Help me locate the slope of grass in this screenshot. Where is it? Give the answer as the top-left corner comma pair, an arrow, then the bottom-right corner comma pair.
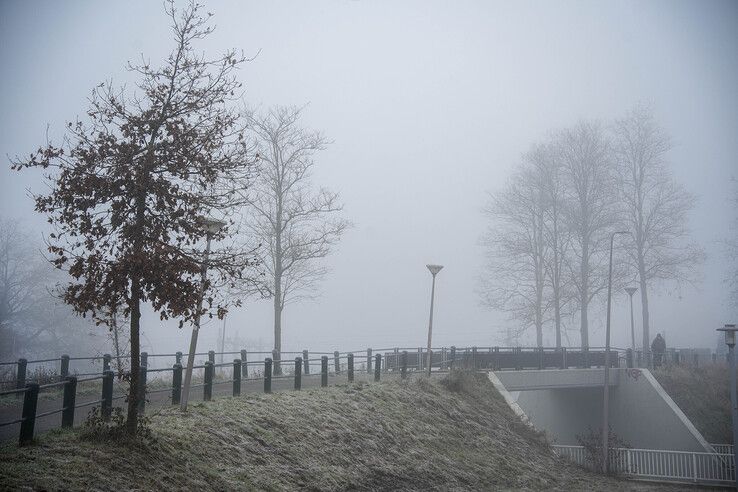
0,373 -> 679,491
653,364 -> 732,444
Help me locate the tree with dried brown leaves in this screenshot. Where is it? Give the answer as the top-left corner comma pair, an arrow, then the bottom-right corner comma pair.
11,1 -> 257,434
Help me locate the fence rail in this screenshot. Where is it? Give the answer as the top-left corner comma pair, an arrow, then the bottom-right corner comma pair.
554,445 -> 735,486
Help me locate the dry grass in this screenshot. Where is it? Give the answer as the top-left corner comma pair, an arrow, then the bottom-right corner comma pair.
653,364 -> 732,444
0,372 -> 689,491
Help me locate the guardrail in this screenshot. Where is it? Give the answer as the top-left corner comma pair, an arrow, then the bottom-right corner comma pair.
554,444 -> 735,486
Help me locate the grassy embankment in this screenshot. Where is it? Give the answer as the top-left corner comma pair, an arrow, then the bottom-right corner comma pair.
653,363 -> 733,444
1,372 -> 683,491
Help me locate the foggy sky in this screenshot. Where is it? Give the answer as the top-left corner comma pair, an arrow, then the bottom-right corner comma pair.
1,0 -> 736,357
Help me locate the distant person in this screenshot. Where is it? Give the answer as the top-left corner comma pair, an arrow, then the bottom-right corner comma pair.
651,333 -> 666,368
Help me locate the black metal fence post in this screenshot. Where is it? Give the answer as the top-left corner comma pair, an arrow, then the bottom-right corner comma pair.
303,350 -> 309,374
103,354 -> 111,373
321,356 -> 328,387
472,346 -> 478,370
561,347 -> 568,369
172,363 -> 183,405
208,350 -> 215,365
15,358 -> 27,392
203,361 -> 213,401
493,346 -> 500,371
176,351 -> 183,365
138,365 -> 147,414
101,370 -> 113,421
450,346 -> 456,371
626,349 -> 634,369
401,351 -> 408,379
241,350 -> 248,377
348,353 -> 354,382
294,357 -> 302,391
140,351 -> 148,368
374,354 -> 381,382
61,376 -> 77,428
418,347 -> 423,372
19,383 -> 39,445
233,359 -> 241,397
367,348 -> 373,373
334,351 -> 340,374
264,358 -> 272,393
272,349 -> 281,375
60,354 -> 70,378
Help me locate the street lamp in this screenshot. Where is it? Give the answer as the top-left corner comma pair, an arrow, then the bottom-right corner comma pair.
624,287 -> 638,358
426,264 -> 443,377
181,217 -> 226,412
717,323 -> 738,489
602,230 -> 629,474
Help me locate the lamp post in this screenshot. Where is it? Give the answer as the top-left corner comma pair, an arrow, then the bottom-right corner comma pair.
717,323 -> 738,489
602,230 -> 629,474
426,264 -> 443,377
624,287 -> 638,358
180,217 -> 226,412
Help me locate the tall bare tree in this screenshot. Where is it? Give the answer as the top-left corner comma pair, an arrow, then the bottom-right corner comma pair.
528,143 -> 573,348
242,106 -> 349,367
480,163 -> 549,346
12,2 -> 256,434
612,106 -> 704,353
557,121 -> 619,349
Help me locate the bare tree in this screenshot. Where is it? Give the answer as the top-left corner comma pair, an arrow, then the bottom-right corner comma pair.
13,2 -> 256,434
557,121 -> 619,349
241,106 -> 349,368
480,164 -> 549,346
527,143 -> 574,348
612,106 -> 704,353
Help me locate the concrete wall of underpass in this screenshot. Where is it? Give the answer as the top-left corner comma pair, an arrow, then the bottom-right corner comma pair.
498,368 -> 711,452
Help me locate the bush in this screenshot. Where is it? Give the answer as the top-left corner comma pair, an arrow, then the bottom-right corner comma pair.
576,426 -> 630,475
79,406 -> 155,444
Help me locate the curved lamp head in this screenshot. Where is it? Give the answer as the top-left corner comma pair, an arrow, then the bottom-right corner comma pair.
426,264 -> 443,276
718,324 -> 738,348
624,287 -> 638,296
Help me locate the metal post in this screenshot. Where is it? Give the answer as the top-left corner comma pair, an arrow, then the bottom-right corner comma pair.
60,354 -> 70,378
138,365 -> 147,414
176,351 -> 183,365
729,344 -> 738,489
103,354 -> 111,373
472,346 -> 478,370
140,351 -> 148,368
233,359 -> 241,397
61,377 -> 76,429
538,347 -> 544,370
626,349 -> 633,369
418,347 -> 423,372
367,348 -> 372,373
208,350 -> 215,365
303,350 -> 309,374
19,383 -> 39,445
374,354 -> 381,382
101,370 -> 113,421
450,346 -> 456,371
272,349 -> 281,376
241,349 -> 248,377
15,358 -> 27,392
264,358 -> 272,393
172,363 -> 183,405
334,351 -> 340,374
426,265 -> 442,376
321,356 -> 328,387
203,361 -> 213,401
401,351 -> 408,379
348,353 -> 354,382
294,357 -> 302,391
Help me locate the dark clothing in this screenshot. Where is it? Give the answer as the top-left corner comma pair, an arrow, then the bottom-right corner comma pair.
651,335 -> 666,368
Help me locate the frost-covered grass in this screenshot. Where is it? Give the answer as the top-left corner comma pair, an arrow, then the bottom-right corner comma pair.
653,364 -> 733,444
0,372 -> 681,491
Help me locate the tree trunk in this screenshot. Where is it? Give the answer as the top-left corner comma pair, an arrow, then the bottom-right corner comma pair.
639,260 -> 650,359
126,280 -> 141,435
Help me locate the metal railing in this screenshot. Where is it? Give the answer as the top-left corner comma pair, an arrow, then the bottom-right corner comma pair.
554,444 -> 735,486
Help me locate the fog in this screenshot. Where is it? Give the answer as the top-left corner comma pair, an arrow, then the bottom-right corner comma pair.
1,0 -> 736,360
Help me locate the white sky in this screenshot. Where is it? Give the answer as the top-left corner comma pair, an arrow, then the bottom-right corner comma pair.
0,0 -> 736,357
